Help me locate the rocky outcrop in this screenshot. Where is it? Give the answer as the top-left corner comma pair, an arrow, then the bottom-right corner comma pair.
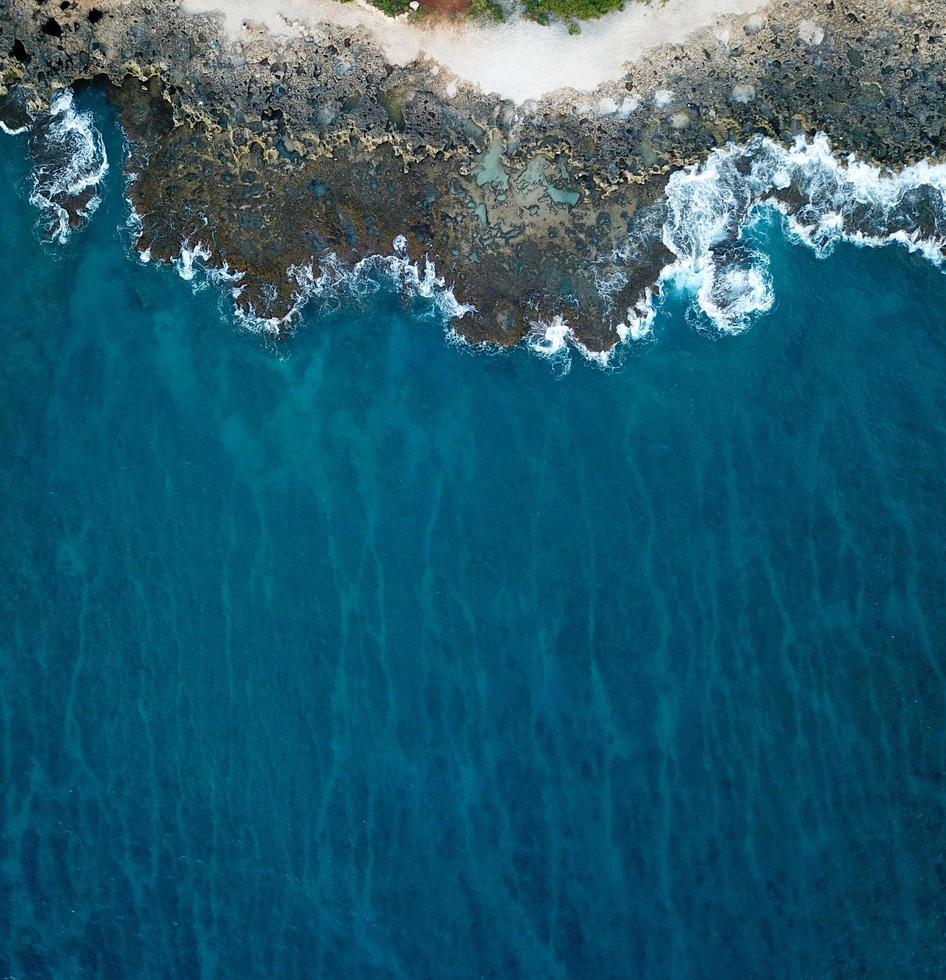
2,0 -> 946,349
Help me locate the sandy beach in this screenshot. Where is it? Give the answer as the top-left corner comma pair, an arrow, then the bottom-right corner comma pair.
181,0 -> 771,103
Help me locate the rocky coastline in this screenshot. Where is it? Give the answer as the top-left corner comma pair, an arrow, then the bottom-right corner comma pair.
2,0 -> 946,351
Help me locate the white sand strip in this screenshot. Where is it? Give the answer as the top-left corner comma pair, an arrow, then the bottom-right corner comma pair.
180,0 -> 772,103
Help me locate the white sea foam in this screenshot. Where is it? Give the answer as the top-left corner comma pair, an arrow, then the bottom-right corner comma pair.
527,315 -> 571,359
585,133 -> 946,362
123,202 -> 155,263
128,131 -> 946,370
653,133 -> 946,335
385,234 -> 475,320
616,287 -> 657,343
0,120 -> 29,136
166,232 -> 473,335
28,90 -> 108,243
526,314 -> 613,376
174,239 -> 214,281
443,325 -> 505,358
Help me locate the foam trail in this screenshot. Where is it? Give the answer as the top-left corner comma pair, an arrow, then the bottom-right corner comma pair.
165,233 -> 473,335
0,120 -> 29,136
124,203 -> 155,263
527,315 -> 613,376
138,132 -> 946,367
174,240 -> 214,282
655,133 -> 946,334
382,235 -> 476,320
617,287 -> 657,343
28,91 -> 108,243
527,315 -> 572,365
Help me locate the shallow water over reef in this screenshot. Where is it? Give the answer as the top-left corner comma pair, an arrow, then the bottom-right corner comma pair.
2,100 -> 946,978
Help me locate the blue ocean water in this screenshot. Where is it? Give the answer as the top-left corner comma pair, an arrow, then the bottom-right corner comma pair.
2,97 -> 946,979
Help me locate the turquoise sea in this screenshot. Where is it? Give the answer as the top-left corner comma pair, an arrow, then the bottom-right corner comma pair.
2,94 -> 946,978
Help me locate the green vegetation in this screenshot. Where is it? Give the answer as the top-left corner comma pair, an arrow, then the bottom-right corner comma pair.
365,0 -> 504,20
366,0 -> 414,15
469,0 -> 506,21
523,0 -> 625,23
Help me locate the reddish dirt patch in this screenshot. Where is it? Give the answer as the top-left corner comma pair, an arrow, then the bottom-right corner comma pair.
419,0 -> 472,17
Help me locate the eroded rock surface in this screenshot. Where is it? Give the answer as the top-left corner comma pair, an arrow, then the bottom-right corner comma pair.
3,0 -> 946,349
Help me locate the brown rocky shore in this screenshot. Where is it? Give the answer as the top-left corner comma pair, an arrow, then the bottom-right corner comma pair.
2,0 -> 946,350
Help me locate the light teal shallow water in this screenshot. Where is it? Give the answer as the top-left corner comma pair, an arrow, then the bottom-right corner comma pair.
2,98 -> 946,978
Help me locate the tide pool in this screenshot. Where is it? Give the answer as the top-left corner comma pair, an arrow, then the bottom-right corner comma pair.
2,100 -> 946,978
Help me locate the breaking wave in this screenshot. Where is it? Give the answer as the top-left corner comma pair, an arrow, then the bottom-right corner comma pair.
514,134 -> 946,374
117,129 -> 946,373
0,120 -> 29,136
166,233 -> 473,333
637,132 -> 946,338
526,316 -> 613,377
28,90 -> 108,243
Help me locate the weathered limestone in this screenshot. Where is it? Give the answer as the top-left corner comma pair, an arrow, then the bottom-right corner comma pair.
2,0 -> 945,349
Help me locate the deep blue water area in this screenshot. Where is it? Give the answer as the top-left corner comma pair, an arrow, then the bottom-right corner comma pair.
2,97 -> 946,978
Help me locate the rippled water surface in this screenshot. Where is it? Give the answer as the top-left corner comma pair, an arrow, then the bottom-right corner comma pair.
2,100 -> 946,978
